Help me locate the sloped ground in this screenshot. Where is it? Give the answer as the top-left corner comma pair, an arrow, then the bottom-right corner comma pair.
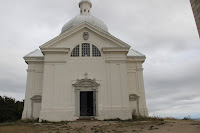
0,119 -> 199,133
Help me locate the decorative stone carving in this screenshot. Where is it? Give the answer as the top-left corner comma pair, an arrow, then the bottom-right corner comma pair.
30,95 -> 42,101
83,32 -> 89,40
84,72 -> 88,79
129,94 -> 140,101
73,77 -> 100,117
72,77 -> 100,88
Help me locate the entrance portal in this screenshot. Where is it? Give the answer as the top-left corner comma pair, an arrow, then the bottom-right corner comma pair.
80,91 -> 95,116
72,77 -> 99,117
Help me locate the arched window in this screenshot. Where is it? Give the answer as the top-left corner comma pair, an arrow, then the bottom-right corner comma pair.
71,45 -> 79,57
71,44 -> 101,57
92,45 -> 101,57
82,43 -> 90,57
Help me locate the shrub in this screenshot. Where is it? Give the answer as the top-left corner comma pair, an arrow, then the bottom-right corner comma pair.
132,114 -> 164,122
0,96 -> 24,123
182,115 -> 191,120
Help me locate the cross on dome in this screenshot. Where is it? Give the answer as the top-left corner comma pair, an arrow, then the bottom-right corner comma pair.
84,72 -> 88,79
79,0 -> 92,15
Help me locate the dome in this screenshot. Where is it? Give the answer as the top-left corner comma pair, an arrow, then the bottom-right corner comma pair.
61,0 -> 108,33
61,15 -> 108,33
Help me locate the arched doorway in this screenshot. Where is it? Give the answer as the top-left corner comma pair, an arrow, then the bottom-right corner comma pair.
73,76 -> 100,117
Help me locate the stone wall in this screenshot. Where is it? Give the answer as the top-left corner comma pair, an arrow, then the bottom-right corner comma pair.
190,0 -> 200,37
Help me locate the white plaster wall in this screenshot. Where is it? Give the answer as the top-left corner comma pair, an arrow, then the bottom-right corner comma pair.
98,61 -> 132,120
129,101 -> 138,114
22,63 -> 44,119
39,30 -> 132,121
40,57 -> 132,121
33,102 -> 41,119
127,61 -> 148,116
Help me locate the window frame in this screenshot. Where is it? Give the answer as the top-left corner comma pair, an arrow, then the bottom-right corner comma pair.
92,45 -> 101,57
70,43 -> 101,58
71,44 -> 80,57
81,43 -> 90,57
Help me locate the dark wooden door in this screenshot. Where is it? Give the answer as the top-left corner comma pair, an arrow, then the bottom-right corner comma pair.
80,91 -> 94,116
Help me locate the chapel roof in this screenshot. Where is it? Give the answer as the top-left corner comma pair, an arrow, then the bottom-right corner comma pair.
24,49 -> 44,58
61,0 -> 108,33
127,49 -> 145,57
24,1 -> 145,60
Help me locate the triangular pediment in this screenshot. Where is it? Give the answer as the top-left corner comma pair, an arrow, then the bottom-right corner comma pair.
40,22 -> 130,49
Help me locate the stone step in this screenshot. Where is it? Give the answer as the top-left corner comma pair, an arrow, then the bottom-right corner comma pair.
78,117 -> 96,121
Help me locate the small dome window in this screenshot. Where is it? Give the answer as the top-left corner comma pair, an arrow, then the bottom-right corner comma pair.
92,45 -> 101,57
71,45 -> 80,57
84,9 -> 86,12
82,43 -> 90,57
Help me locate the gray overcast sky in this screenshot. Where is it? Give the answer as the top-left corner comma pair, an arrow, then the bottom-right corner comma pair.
0,0 -> 200,119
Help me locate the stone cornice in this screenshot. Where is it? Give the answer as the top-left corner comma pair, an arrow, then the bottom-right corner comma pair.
40,48 -> 70,54
26,69 -> 44,73
127,56 -> 146,63
26,69 -> 35,72
44,61 -> 67,64
105,60 -> 127,63
24,57 -> 44,64
40,23 -> 131,49
102,47 -> 129,53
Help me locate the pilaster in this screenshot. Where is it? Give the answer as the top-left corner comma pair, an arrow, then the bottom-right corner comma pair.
22,64 -> 36,119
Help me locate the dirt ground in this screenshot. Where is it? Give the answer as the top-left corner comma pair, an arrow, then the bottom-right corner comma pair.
0,119 -> 200,133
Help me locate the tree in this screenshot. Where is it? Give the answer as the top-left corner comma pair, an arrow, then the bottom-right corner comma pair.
0,96 -> 24,123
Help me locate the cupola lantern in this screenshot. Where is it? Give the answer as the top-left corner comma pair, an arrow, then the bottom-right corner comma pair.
79,0 -> 92,15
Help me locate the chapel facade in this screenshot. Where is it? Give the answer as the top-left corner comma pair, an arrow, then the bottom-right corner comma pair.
22,0 -> 148,121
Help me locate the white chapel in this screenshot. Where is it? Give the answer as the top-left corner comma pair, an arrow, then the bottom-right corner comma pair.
22,0 -> 148,121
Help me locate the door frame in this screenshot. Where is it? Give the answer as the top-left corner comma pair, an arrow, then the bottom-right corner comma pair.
80,91 -> 96,116
73,77 -> 99,117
